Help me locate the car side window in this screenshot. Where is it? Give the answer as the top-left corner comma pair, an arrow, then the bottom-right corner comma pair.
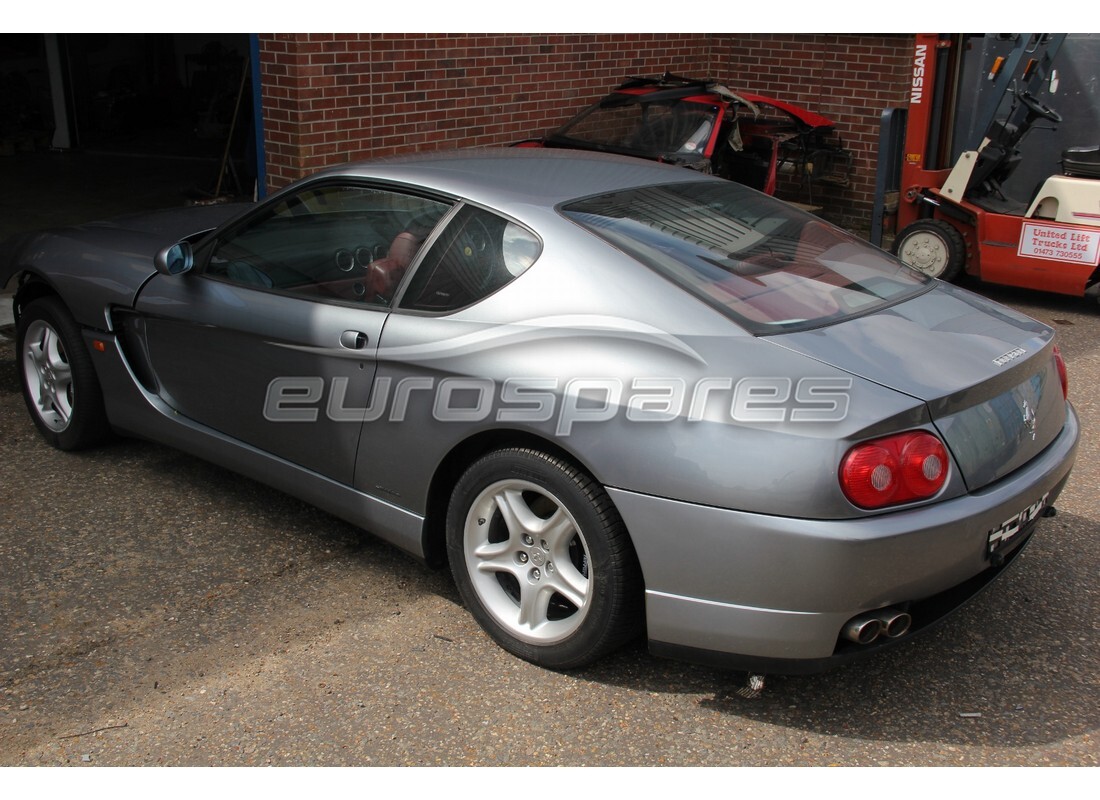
204,184 -> 450,306
399,205 -> 541,313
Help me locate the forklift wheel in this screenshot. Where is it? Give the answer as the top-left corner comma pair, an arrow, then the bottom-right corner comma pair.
893,220 -> 966,282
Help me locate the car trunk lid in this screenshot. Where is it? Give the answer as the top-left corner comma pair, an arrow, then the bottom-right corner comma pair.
769,283 -> 1066,492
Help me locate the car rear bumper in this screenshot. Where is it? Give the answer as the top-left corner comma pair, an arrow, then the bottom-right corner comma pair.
607,404 -> 1079,673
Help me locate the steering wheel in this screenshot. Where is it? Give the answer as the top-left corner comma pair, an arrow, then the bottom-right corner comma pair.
1017,88 -> 1062,123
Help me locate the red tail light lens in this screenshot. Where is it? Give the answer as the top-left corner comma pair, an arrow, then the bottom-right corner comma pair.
840,431 -> 950,509
1053,345 -> 1068,400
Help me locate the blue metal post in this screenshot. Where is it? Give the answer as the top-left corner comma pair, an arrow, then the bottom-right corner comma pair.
250,34 -> 267,200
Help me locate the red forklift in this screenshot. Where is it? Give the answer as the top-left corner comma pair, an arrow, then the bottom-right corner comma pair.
889,34 -> 1100,299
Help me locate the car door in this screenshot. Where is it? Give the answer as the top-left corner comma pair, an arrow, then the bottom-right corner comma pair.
134,182 -> 451,485
350,203 -> 544,505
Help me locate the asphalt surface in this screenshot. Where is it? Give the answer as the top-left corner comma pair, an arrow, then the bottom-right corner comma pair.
0,280 -> 1097,769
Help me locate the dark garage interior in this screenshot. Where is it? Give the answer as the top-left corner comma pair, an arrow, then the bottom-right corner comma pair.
0,33 -> 256,240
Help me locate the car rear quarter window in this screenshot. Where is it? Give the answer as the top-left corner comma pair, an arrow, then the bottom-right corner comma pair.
562,181 -> 930,334
399,205 -> 541,313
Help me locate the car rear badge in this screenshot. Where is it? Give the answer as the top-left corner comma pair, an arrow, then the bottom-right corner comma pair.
993,347 -> 1026,367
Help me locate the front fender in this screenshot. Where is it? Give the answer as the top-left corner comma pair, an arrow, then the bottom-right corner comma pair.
1,203 -> 249,330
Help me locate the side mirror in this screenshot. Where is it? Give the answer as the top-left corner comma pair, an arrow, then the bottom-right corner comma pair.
154,241 -> 194,276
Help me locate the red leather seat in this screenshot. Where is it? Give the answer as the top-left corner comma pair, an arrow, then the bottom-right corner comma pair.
367,230 -> 423,301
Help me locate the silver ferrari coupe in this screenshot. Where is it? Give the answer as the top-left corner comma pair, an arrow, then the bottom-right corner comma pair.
3,149 -> 1078,674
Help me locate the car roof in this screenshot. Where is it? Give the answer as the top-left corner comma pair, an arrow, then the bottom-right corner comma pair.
308,148 -> 718,211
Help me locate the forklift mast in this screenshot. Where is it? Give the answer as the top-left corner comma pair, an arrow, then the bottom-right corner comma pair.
896,34 -> 1066,233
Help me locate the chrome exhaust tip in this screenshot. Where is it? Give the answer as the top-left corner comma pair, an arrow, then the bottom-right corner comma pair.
874,609 -> 912,638
842,615 -> 882,645
842,607 -> 911,645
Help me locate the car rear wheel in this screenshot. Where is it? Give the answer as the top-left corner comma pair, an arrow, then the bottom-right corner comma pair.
446,448 -> 642,669
894,219 -> 966,281
17,296 -> 110,450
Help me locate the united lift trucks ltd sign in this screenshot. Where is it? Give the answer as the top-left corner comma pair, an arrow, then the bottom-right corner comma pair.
1018,222 -> 1100,265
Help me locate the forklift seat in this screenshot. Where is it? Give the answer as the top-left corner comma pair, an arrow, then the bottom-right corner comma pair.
1062,146 -> 1100,179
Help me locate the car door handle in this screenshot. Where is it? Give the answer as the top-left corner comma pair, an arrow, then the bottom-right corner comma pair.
340,330 -> 369,349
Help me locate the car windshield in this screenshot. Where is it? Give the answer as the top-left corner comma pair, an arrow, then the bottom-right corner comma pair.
562,181 -> 931,334
548,94 -> 719,157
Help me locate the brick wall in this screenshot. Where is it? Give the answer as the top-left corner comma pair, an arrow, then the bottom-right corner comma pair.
258,34 -> 710,189
711,34 -> 915,231
258,33 -> 915,231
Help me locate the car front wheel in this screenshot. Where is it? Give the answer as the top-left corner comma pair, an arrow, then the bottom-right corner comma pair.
17,296 -> 110,450
446,448 -> 642,669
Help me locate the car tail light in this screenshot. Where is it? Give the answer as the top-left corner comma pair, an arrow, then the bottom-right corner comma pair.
1053,345 -> 1068,400
840,431 -> 949,509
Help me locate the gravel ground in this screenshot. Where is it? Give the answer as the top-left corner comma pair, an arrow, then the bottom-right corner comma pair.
0,282 -> 1097,772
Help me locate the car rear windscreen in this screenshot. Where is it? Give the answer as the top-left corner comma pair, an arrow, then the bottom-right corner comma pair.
562,181 -> 931,334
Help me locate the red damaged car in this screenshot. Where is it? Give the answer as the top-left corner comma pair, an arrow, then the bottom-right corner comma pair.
517,73 -> 851,196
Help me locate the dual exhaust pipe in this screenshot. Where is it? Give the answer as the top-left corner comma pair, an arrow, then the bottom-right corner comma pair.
842,607 -> 912,645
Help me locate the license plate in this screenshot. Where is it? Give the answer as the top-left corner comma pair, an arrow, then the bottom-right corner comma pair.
987,492 -> 1049,556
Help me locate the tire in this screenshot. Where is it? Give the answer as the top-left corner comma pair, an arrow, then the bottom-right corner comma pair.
16,296 -> 110,450
894,219 -> 966,281
446,448 -> 643,669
